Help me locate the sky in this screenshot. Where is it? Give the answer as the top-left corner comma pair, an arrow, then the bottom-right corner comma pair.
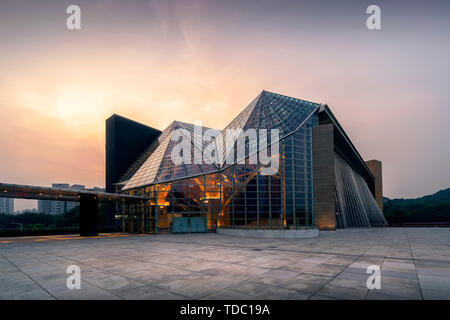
0,0 -> 449,211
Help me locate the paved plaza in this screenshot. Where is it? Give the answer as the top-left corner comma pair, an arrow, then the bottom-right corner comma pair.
1,228 -> 450,300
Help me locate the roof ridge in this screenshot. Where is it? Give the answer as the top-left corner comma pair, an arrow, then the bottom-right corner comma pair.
261,90 -> 320,105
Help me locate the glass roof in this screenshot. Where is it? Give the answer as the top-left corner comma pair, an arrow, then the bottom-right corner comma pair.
219,91 -> 320,165
122,91 -> 320,190
123,121 -> 219,190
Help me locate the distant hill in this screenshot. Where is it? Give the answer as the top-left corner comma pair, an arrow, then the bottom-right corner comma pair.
420,188 -> 450,202
383,188 -> 450,225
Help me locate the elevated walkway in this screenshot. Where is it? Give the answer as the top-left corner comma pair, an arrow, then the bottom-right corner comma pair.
0,182 -> 150,236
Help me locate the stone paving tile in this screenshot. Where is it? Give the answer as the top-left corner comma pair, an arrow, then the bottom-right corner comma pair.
277,273 -> 332,294
0,262 -> 20,272
355,256 -> 385,266
126,267 -> 194,285
201,288 -> 253,300
1,228 -> 450,300
203,264 -> 268,281
343,266 -> 368,274
309,294 -> 338,300
415,260 -> 450,277
417,274 -> 450,293
249,269 -> 299,286
300,254 -> 331,265
0,278 -> 49,298
366,290 -> 413,300
327,277 -> 368,291
381,276 -> 420,289
372,283 -> 422,299
302,263 -> 346,277
156,279 -> 222,299
183,273 -> 244,290
0,283 -> 55,300
382,261 -> 416,273
215,281 -> 269,298
381,270 -> 418,280
335,271 -> 368,281
278,262 -> 318,273
84,274 -> 145,292
253,286 -> 310,300
46,282 -> 122,300
115,285 -> 186,300
212,281 -> 310,300
323,256 -> 356,266
421,289 -> 450,300
315,284 -> 368,300
181,261 -> 225,272
348,262 -> 375,270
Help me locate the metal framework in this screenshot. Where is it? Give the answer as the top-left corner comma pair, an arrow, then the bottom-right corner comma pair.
0,182 -> 151,236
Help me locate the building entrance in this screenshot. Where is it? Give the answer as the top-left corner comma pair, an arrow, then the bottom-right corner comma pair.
172,216 -> 207,233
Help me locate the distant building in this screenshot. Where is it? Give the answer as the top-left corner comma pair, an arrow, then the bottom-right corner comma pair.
37,199 -> 52,214
90,187 -> 105,192
0,198 -> 14,214
66,184 -> 85,212
38,183 -> 106,214
38,183 -> 69,214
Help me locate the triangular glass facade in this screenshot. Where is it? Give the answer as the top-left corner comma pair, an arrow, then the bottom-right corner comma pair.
219,90 -> 320,166
117,90 -> 386,231
123,121 -> 219,190
123,91 -> 319,190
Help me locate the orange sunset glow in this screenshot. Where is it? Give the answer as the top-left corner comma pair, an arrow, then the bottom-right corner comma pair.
1,0 -> 449,211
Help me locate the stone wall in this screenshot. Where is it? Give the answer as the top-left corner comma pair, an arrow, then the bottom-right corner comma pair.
312,124 -> 336,230
365,160 -> 383,212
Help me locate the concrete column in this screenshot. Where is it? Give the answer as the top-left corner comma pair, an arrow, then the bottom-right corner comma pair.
365,160 -> 383,212
154,204 -> 159,234
79,195 -> 99,236
140,214 -> 145,233
312,124 -> 336,230
128,216 -> 134,233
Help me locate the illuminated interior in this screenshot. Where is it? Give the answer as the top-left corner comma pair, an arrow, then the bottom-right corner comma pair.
115,91 -> 386,233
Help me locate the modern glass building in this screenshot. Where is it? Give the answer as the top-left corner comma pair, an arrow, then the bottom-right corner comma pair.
106,91 -> 387,233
